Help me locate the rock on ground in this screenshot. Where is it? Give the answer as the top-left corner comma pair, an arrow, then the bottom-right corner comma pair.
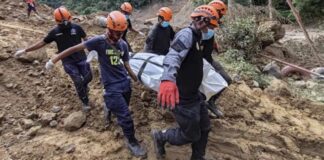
63,111 -> 86,131
26,126 -> 41,137
39,112 -> 56,126
20,118 -> 35,130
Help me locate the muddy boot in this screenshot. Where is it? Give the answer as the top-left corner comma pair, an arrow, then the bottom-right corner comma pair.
206,101 -> 224,118
125,138 -> 147,158
151,129 -> 166,159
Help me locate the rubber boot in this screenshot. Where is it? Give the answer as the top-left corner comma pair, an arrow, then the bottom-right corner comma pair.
206,101 -> 224,118
151,129 -> 167,159
125,138 -> 147,158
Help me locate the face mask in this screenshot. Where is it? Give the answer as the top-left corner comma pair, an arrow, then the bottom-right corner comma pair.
125,15 -> 130,20
161,21 -> 170,28
202,29 -> 214,40
58,21 -> 71,30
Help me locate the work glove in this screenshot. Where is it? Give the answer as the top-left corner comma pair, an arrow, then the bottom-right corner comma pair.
14,49 -> 26,58
45,59 -> 55,71
158,81 -> 179,110
139,31 -> 145,37
86,50 -> 98,63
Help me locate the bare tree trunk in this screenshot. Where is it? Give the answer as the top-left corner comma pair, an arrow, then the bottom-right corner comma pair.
228,0 -> 234,20
268,0 -> 273,20
286,0 -> 322,65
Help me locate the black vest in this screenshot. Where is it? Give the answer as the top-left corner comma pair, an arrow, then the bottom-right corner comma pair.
176,27 -> 203,103
202,36 -> 214,64
153,25 -> 173,55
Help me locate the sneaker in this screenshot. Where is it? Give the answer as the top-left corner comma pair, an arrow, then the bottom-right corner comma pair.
82,104 -> 91,113
206,101 -> 224,118
151,129 -> 166,159
125,138 -> 147,157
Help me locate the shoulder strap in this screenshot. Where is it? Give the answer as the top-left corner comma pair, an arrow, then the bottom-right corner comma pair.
187,26 -> 202,51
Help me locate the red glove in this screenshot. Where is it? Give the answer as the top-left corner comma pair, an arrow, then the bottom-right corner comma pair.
158,81 -> 179,110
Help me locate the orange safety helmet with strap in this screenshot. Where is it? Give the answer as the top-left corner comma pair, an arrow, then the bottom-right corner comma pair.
157,7 -> 173,21
120,2 -> 133,14
54,7 -> 72,23
191,5 -> 219,27
106,11 -> 128,31
209,0 -> 227,16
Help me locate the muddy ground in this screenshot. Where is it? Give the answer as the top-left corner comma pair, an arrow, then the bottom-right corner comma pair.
1,0 -> 324,160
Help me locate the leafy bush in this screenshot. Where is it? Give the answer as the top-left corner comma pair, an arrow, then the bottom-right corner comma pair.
214,16 -> 272,87
217,17 -> 273,60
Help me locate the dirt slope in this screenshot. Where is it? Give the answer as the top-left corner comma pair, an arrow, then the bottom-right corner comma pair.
1,0 -> 324,160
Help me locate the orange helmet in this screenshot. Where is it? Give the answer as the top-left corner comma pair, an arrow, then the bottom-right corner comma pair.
107,11 -> 128,31
120,2 -> 133,14
191,5 -> 219,27
157,7 -> 173,21
209,0 -> 227,16
54,7 -> 72,23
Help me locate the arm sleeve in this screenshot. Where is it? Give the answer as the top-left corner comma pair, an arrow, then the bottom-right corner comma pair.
121,41 -> 129,62
170,26 -> 175,40
161,28 -> 193,82
83,36 -> 100,52
78,25 -> 87,38
43,30 -> 55,44
144,26 -> 157,52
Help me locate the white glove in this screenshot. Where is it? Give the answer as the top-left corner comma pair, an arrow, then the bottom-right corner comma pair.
45,59 -> 55,71
86,50 -> 98,63
14,49 -> 26,58
139,31 -> 145,36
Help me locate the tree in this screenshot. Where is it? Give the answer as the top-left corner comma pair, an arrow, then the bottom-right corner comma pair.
268,0 -> 273,20
286,0 -> 322,65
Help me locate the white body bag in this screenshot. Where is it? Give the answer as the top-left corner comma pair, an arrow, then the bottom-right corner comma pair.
129,53 -> 228,100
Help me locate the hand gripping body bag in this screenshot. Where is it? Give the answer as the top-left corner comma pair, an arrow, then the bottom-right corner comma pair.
129,53 -> 228,100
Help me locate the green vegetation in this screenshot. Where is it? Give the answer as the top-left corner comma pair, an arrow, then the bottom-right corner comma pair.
38,0 -> 154,14
215,16 -> 273,88
191,0 -> 324,23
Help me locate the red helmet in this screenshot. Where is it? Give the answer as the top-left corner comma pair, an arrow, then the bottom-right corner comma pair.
107,11 -> 128,31
54,7 -> 72,23
191,5 -> 219,27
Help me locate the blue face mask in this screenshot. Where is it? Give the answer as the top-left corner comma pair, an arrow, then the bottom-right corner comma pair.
202,29 -> 215,40
161,21 -> 170,28
125,15 -> 130,20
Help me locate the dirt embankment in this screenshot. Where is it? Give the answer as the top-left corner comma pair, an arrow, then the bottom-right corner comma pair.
1,0 -> 324,160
